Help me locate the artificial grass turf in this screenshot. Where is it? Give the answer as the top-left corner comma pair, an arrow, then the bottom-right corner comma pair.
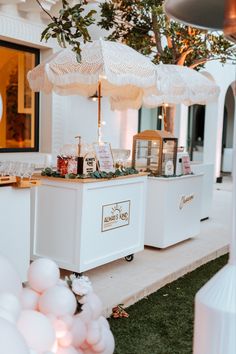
109,254 -> 229,354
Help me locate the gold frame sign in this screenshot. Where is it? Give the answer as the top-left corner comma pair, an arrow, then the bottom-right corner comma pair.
93,142 -> 115,173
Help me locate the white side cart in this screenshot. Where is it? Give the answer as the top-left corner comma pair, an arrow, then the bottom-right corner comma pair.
145,174 -> 203,248
0,186 -> 30,281
31,174 -> 147,272
190,163 -> 214,220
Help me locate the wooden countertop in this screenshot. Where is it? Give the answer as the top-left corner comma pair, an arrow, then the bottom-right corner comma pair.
34,172 -> 148,184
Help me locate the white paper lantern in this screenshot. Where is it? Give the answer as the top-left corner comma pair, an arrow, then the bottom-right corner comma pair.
17,310 -> 55,352
28,258 -> 60,293
39,285 -> 77,317
193,264 -> 236,354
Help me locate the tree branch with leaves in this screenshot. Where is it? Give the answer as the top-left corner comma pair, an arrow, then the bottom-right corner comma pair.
98,0 -> 236,69
37,0 -> 96,61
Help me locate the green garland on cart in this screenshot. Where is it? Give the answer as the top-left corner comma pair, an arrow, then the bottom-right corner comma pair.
41,167 -> 139,180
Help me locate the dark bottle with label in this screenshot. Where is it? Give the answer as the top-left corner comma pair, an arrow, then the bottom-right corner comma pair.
77,156 -> 84,174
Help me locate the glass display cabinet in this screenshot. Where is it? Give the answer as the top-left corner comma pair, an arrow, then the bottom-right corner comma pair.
132,130 -> 178,176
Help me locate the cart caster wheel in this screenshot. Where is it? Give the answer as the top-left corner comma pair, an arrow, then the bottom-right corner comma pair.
73,272 -> 83,277
125,254 -> 134,262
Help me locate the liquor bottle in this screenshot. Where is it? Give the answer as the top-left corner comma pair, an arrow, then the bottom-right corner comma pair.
75,135 -> 84,175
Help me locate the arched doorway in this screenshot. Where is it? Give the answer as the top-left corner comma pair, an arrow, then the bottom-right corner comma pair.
187,104 -> 206,161
221,83 -> 236,175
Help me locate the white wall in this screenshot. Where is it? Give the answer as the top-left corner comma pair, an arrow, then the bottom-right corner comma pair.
63,95 -> 121,147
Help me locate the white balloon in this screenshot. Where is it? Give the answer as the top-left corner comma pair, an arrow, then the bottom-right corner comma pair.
0,317 -> 30,354
97,317 -> 110,330
28,258 -> 60,293
0,292 -> 21,320
21,288 -> 39,310
54,319 -> 68,338
57,346 -> 79,354
0,255 -> 22,297
86,321 -> 101,346
92,336 -> 106,353
61,314 -> 74,329
78,303 -> 93,324
71,316 -> 87,348
99,328 -> 115,354
39,285 -> 77,317
84,293 -> 103,320
17,310 -> 55,352
0,308 -> 16,324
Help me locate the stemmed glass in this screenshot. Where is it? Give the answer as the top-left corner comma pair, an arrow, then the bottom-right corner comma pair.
26,163 -> 36,180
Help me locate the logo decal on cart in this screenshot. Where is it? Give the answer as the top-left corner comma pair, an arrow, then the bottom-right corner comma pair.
179,194 -> 194,210
102,200 -> 130,232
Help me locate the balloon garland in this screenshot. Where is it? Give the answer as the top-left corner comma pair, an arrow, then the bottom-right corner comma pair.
0,255 -> 115,354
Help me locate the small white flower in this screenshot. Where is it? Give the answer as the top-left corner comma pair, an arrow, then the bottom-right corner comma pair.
72,276 -> 93,296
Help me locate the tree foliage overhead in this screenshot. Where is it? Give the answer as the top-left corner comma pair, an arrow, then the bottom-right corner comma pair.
98,0 -> 236,69
37,0 -> 96,61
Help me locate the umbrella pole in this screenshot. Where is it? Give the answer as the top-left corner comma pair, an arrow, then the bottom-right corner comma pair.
98,81 -> 102,143
163,105 -> 167,131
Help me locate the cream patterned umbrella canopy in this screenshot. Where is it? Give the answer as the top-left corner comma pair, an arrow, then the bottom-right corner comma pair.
143,64 -> 220,108
27,39 -> 158,111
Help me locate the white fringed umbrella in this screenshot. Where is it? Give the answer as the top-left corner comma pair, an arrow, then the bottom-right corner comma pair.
143,64 -> 219,107
143,64 -> 219,132
27,39 -> 158,141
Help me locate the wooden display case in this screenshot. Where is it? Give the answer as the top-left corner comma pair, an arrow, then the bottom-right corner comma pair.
132,130 -> 178,176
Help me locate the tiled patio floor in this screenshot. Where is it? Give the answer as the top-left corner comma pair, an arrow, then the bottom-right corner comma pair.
62,177 -> 232,317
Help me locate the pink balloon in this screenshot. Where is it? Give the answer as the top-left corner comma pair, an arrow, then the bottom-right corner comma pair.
28,258 -> 60,293
17,310 -> 55,352
39,285 -> 77,317
21,288 -> 39,310
71,316 -> 87,348
54,319 -> 68,338
0,255 -> 22,297
0,317 -> 30,354
58,331 -> 73,347
83,349 -> 96,354
80,340 -> 91,350
76,349 -> 84,354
